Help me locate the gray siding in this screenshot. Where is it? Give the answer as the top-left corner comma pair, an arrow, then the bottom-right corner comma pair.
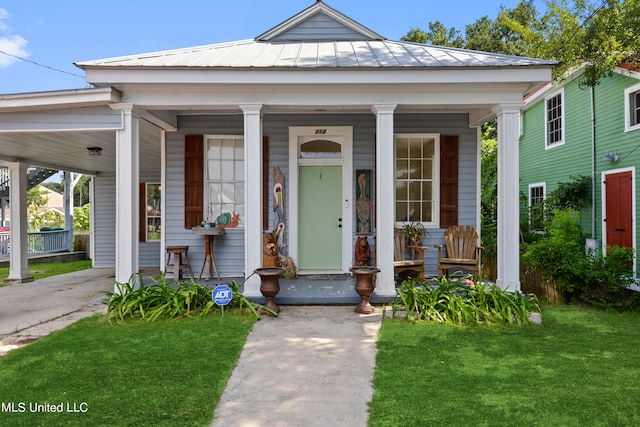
168,112 -> 477,277
92,171 -> 162,269
271,14 -> 369,41
93,173 -> 115,267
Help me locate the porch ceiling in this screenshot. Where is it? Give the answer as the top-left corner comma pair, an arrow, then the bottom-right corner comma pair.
0,119 -> 161,176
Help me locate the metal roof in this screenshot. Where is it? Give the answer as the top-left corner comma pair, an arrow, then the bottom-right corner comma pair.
77,1 -> 556,71
76,39 -> 556,70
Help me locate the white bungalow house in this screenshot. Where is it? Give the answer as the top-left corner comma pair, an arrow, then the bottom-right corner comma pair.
0,1 -> 555,298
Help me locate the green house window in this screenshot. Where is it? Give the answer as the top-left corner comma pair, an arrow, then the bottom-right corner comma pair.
146,183 -> 161,241
545,91 -> 564,147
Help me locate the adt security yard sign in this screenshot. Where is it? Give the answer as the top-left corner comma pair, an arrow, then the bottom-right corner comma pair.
212,284 -> 232,315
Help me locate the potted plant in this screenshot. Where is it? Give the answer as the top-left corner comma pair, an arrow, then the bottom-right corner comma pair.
403,222 -> 427,258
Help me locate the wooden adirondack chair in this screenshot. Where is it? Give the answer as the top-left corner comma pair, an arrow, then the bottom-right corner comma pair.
393,228 -> 428,280
435,225 -> 483,279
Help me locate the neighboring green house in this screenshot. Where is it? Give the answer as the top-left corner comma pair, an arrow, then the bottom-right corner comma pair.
520,65 -> 640,280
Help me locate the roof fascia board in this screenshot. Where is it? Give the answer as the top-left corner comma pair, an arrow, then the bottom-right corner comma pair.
256,1 -> 384,41
0,87 -> 121,112
525,65 -> 640,109
84,67 -> 553,86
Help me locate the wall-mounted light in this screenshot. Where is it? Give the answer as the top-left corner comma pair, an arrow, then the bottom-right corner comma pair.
601,151 -> 619,162
87,146 -> 103,156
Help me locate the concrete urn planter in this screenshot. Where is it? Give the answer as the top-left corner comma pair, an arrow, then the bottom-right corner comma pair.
254,267 -> 284,313
350,266 -> 380,314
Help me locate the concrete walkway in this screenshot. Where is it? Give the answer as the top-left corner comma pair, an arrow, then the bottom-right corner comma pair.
211,306 -> 382,427
0,269 -> 384,426
0,268 -> 114,354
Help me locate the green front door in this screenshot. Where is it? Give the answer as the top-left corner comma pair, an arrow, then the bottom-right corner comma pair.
298,165 -> 342,270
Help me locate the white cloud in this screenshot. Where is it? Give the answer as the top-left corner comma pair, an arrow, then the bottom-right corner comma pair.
0,8 -> 9,32
0,35 -> 29,68
0,8 -> 31,69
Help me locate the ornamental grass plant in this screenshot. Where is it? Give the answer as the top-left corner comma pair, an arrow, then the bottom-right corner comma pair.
106,273 -> 275,323
394,276 -> 540,325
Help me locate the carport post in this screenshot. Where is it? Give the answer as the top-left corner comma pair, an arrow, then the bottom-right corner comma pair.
5,162 -> 33,284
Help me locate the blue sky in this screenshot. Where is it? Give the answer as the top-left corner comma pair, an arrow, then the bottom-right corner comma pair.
0,0 -> 545,94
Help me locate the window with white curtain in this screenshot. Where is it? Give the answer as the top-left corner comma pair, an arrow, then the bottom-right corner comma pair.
204,135 -> 244,227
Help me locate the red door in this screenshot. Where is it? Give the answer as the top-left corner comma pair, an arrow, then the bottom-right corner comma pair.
605,171 -> 633,248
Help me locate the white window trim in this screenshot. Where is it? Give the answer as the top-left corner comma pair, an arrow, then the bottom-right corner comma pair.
528,182 -> 546,231
145,182 -> 161,241
624,82 -> 640,133
544,88 -> 565,150
393,133 -> 440,229
204,134 -> 245,228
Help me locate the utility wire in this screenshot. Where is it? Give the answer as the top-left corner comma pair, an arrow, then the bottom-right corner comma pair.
0,49 -> 85,79
551,1 -> 608,57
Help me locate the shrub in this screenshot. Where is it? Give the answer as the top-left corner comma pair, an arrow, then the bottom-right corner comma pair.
394,276 -> 540,325
105,273 -> 275,323
521,209 -> 586,294
522,208 -> 639,311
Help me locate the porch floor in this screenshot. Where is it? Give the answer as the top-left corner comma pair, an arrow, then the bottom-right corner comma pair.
159,272 -> 398,305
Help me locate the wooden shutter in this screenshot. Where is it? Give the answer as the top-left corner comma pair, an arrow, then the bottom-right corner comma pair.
184,135 -> 204,229
440,135 -> 458,228
139,182 -> 147,242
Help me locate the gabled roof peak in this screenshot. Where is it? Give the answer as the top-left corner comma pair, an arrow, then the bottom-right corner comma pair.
256,1 -> 384,42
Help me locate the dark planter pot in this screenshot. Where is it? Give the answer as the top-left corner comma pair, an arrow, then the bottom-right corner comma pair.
254,267 -> 284,313
350,267 -> 380,314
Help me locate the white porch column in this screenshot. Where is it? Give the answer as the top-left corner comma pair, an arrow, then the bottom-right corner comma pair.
5,162 -> 32,284
372,104 -> 397,298
64,171 -> 74,252
114,104 -> 140,287
240,104 -> 263,296
494,103 -> 522,291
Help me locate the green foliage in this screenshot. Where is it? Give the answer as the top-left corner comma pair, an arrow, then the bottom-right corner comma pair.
73,203 -> 91,231
522,209 -> 586,292
480,132 -> 498,262
522,209 -> 638,310
106,273 -> 276,323
402,0 -> 640,85
547,174 -> 592,211
402,22 -> 464,47
394,276 -> 540,325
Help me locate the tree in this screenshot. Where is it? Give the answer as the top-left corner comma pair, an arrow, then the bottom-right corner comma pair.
402,22 -> 464,47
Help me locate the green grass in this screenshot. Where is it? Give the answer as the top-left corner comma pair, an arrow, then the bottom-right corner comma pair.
0,313 -> 254,427
0,260 -> 92,284
369,304 -> 640,426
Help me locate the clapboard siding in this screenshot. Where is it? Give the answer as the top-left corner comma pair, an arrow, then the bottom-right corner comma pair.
93,170 -> 161,268
93,173 -> 116,267
167,112 -> 477,277
395,113 -> 478,273
271,14 -> 369,41
521,71 -> 640,253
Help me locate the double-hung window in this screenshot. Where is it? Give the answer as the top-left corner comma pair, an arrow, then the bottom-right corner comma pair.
395,134 -> 439,226
204,135 -> 244,227
528,182 -> 546,231
145,183 -> 161,241
625,83 -> 640,132
545,89 -> 564,148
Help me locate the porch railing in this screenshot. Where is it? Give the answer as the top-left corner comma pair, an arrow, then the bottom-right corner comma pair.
0,230 -> 70,256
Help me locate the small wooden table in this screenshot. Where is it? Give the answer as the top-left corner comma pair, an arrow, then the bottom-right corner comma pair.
191,226 -> 225,280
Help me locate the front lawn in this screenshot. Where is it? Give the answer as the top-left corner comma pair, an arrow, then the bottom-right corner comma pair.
0,260 -> 92,285
369,305 -> 640,426
0,313 -> 254,427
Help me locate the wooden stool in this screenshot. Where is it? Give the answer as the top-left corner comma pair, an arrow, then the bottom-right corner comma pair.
165,246 -> 194,280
